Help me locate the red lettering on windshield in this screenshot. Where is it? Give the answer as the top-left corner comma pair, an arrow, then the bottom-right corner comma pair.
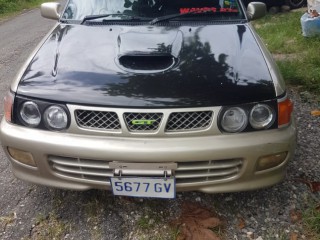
180,8 -> 190,13
179,7 -> 238,14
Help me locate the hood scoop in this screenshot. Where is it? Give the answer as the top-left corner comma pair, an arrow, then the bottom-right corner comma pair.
119,55 -> 175,71
117,29 -> 183,73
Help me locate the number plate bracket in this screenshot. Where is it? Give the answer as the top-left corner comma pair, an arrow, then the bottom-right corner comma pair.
109,162 -> 177,179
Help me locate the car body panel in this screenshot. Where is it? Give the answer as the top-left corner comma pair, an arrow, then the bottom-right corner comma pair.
0,118 -> 296,193
17,24 -> 277,108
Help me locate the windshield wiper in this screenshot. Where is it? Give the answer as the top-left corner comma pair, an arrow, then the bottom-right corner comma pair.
81,13 -> 149,24
149,10 -> 216,25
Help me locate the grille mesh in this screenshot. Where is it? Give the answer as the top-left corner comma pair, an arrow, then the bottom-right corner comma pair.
75,110 -> 121,130
166,111 -> 213,132
124,112 -> 163,132
75,109 -> 214,133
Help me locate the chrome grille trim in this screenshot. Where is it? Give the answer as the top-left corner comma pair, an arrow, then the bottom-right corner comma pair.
166,111 -> 213,132
48,156 -> 243,185
123,112 -> 163,132
75,110 -> 121,131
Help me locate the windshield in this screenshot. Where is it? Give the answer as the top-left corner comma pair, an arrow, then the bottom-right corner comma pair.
62,0 -> 244,22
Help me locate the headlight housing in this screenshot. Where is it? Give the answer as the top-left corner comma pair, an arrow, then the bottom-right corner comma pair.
219,100 -> 278,133
20,101 -> 41,127
44,106 -> 68,130
13,96 -> 70,131
249,104 -> 275,130
221,107 -> 248,133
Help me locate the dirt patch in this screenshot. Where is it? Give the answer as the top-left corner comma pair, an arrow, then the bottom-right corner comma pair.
273,53 -> 300,61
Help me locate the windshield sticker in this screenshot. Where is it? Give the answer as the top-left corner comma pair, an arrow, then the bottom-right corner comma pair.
180,7 -> 238,14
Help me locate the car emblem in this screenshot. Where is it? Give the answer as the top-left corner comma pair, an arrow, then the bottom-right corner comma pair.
131,120 -> 156,126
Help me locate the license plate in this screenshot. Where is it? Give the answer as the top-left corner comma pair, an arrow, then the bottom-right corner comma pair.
110,177 -> 176,199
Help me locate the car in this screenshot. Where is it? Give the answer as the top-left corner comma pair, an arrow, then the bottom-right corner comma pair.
285,0 -> 307,9
242,0 -> 306,9
0,0 -> 296,199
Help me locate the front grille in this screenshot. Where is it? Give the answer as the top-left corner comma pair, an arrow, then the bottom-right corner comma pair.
49,156 -> 243,185
75,110 -> 121,130
124,112 -> 163,132
73,107 -> 215,134
166,111 -> 213,132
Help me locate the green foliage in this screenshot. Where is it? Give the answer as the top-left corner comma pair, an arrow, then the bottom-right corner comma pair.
253,10 -> 320,94
0,0 -> 46,15
303,205 -> 320,239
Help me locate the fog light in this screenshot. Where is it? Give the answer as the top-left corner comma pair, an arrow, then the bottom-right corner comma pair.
7,147 -> 36,167
256,152 -> 287,172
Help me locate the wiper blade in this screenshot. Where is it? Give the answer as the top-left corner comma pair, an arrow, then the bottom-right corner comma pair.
149,10 -> 215,25
81,14 -> 149,24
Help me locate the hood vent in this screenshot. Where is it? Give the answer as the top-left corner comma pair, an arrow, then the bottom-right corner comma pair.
118,55 -> 175,71
117,29 -> 183,73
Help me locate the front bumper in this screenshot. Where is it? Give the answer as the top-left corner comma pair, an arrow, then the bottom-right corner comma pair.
0,119 -> 296,193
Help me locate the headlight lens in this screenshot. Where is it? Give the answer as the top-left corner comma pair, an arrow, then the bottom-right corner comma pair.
250,104 -> 275,129
20,101 -> 41,127
43,105 -> 68,130
221,107 -> 248,133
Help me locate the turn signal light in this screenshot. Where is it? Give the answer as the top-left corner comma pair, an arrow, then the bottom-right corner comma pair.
7,147 -> 36,167
4,92 -> 14,122
278,98 -> 293,127
256,152 -> 288,172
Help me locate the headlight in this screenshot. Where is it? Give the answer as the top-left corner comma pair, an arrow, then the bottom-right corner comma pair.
250,104 -> 275,129
221,107 -> 248,133
43,105 -> 68,130
20,101 -> 41,127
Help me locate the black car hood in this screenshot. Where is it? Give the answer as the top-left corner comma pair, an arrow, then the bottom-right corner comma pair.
17,24 -> 276,108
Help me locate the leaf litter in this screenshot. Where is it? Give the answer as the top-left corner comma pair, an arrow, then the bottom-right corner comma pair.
172,202 -> 223,240
294,178 -> 320,193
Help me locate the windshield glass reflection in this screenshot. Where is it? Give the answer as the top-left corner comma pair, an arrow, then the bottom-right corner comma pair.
62,0 -> 243,21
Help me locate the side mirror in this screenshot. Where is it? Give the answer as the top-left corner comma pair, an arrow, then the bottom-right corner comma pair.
41,2 -> 61,20
247,2 -> 267,21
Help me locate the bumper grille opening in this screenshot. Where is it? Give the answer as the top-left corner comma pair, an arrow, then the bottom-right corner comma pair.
75,110 -> 121,130
175,159 -> 243,184
48,156 -> 243,185
48,156 -> 114,182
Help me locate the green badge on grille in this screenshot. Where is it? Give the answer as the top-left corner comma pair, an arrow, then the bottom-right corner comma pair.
131,120 -> 156,125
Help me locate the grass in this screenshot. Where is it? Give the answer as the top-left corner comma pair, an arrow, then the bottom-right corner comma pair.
29,212 -> 70,240
302,204 -> 320,240
253,9 -> 320,95
0,0 -> 47,19
0,212 -> 16,229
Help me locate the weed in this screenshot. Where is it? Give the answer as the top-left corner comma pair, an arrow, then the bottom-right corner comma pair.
0,212 -> 16,230
30,212 -> 69,240
138,216 -> 151,229
302,204 -> 320,239
211,225 -> 225,239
